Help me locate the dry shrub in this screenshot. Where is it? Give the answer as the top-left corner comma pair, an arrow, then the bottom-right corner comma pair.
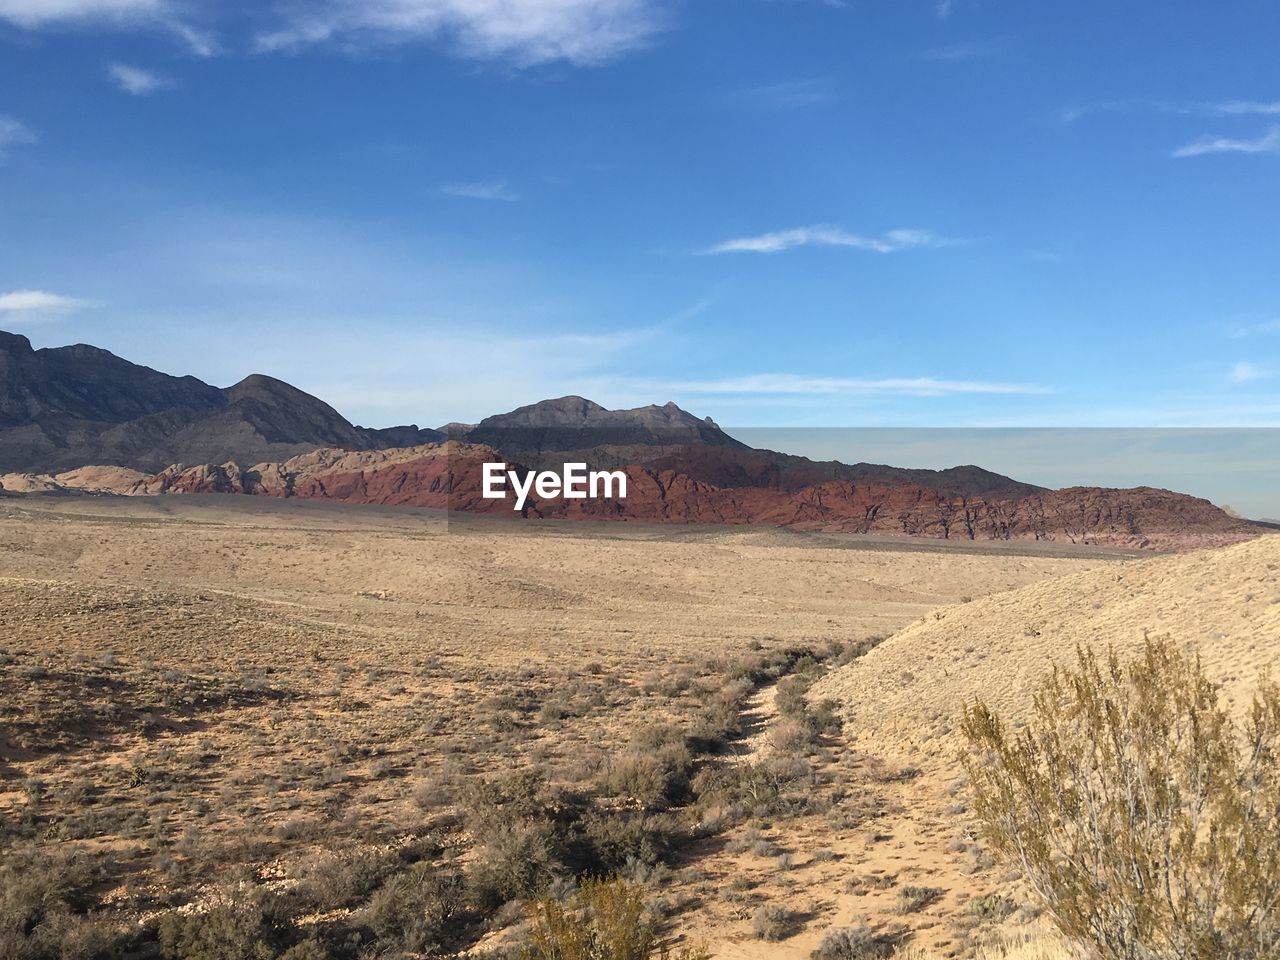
770,719 -> 817,756
963,638 -> 1280,960
359,864 -> 463,954
520,878 -> 708,960
895,885 -> 944,914
468,820 -> 566,908
604,726 -> 692,808
751,904 -> 799,941
0,849 -> 124,960
810,924 -> 897,959
893,932 -> 1072,960
155,883 -> 288,960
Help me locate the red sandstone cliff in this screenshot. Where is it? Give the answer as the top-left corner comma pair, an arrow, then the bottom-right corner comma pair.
95,442 -> 1256,551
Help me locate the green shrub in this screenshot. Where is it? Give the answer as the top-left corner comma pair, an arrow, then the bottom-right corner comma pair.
963,638 -> 1280,960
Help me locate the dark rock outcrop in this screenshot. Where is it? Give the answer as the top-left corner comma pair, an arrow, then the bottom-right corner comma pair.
0,332 -> 437,473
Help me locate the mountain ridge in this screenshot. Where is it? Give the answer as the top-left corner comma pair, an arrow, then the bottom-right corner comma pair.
0,332 -> 441,472
0,331 -> 1262,549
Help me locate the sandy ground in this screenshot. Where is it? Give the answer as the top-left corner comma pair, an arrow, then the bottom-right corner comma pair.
813,531 -> 1280,765
0,494 -> 1134,957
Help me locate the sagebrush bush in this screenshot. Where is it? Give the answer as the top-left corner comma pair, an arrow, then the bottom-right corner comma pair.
468,820 -> 567,908
582,812 -> 676,872
750,904 -> 798,941
360,864 -> 463,954
604,726 -> 692,807
520,878 -> 709,960
895,885 -> 943,914
0,849 -> 123,960
809,924 -> 897,959
963,638 -> 1280,960
155,884 -> 281,960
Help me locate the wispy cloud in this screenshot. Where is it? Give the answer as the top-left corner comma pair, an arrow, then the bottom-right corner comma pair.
0,0 -> 216,55
107,62 -> 170,95
1062,98 -> 1280,126
704,226 -> 956,255
620,373 -> 1049,397
1173,125 -> 1280,158
0,0 -> 166,26
0,115 -> 36,156
915,37 -> 1006,62
253,0 -> 662,66
0,289 -> 99,322
1058,99 -> 1190,124
440,179 -> 519,202
732,77 -> 835,110
1210,100 -> 1280,116
1229,318 -> 1280,338
1229,361 -> 1267,384
935,0 -> 954,20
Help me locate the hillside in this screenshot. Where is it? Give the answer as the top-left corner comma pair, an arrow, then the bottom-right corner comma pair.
811,533 -> 1280,760
0,332 -> 440,472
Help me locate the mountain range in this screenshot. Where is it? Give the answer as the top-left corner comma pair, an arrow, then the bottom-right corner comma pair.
0,330 -> 1263,549
0,331 -> 440,473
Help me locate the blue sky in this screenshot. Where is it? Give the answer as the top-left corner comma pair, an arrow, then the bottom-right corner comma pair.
2,0 -> 1279,432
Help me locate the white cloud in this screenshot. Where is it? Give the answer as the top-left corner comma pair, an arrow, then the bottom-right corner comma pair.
0,0 -> 217,54
440,179 -> 519,201
0,115 -> 36,155
0,0 -> 165,26
935,0 -> 953,20
0,289 -> 99,322
1212,100 -> 1280,116
254,0 -> 661,66
168,20 -> 218,55
1173,125 -> 1280,158
622,373 -> 1049,397
1230,361 -> 1267,384
107,62 -> 169,94
704,226 -> 955,255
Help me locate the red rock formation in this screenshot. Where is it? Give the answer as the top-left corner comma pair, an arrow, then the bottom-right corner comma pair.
110,442 -> 1259,551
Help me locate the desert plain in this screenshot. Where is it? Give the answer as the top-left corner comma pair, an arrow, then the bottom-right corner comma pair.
1,493 -> 1275,959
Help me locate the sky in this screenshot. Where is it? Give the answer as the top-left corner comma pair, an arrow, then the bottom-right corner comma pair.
2,0 -> 1280,437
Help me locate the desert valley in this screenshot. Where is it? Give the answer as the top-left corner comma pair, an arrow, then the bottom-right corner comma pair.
1,333 -> 1278,959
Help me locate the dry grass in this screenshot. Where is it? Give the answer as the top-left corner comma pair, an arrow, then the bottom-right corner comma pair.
0,495 -> 1119,958
897,932 -> 1072,960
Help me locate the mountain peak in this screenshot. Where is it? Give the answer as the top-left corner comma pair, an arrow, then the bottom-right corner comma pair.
0,331 -> 33,355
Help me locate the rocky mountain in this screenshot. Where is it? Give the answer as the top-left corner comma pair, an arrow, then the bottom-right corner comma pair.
459,396 -> 744,470
0,332 -> 440,473
633,445 -> 1042,497
457,395 -> 1039,498
3,442 -> 1253,551
0,331 -> 1263,549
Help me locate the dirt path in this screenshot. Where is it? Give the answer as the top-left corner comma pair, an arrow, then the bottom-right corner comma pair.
686,675 -> 1019,960
730,681 -> 780,762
